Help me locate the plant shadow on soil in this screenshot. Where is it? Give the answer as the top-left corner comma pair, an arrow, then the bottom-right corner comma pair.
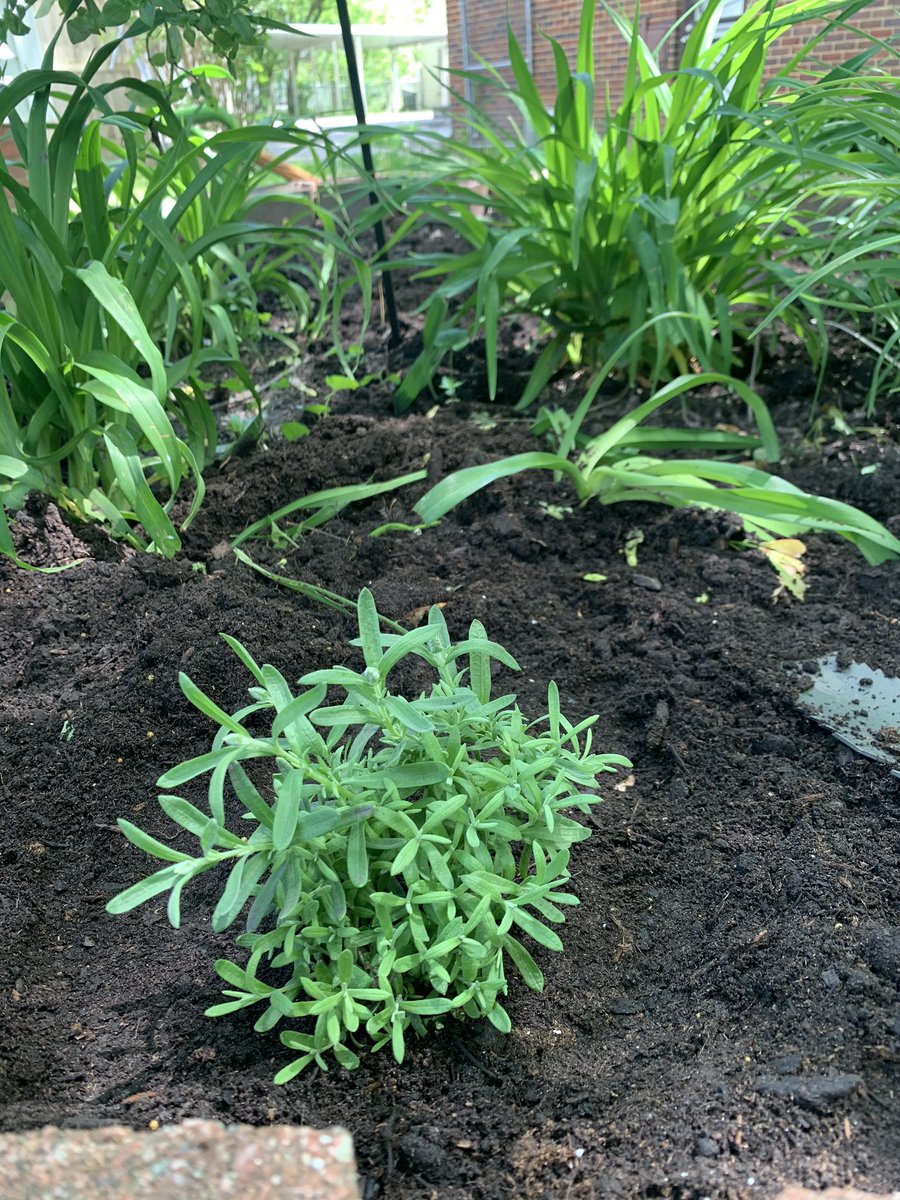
1,244 -> 899,1199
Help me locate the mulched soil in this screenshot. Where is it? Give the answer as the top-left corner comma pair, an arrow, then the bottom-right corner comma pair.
1,239 -> 899,1199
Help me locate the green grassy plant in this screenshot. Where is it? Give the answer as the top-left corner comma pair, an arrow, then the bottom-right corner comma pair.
168,106 -> 373,364
415,369 -> 900,566
0,57 -> 207,559
381,0 -> 900,410
0,29 -> 369,562
107,589 -> 628,1079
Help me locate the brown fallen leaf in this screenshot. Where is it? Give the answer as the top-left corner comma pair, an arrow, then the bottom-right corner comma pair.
761,537 -> 807,561
760,538 -> 808,600
404,602 -> 446,627
121,1090 -> 157,1106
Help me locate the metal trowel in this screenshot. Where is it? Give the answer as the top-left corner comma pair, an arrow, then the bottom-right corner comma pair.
795,654 -> 900,779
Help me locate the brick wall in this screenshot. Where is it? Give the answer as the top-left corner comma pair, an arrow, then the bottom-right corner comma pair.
449,0 -> 531,127
763,0 -> 899,74
529,0 -> 682,109
446,0 -> 900,126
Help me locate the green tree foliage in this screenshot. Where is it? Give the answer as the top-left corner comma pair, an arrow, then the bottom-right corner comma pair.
0,0 -> 276,65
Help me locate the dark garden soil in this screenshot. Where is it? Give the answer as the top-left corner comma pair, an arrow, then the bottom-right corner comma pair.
1,248 -> 899,1198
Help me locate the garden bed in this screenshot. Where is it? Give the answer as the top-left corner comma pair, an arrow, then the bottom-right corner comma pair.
1,294 -> 899,1198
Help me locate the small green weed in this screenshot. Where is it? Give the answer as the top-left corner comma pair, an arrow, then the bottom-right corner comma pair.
230,471 -> 427,551
107,590 -> 628,1080
623,530 -> 644,568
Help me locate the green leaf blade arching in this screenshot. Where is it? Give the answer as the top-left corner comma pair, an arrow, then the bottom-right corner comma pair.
415,454 -> 584,523
76,261 -> 168,404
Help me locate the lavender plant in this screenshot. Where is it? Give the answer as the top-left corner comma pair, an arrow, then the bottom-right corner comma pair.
107,590 -> 628,1080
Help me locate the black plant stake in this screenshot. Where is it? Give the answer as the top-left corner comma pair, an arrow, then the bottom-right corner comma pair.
335,0 -> 401,349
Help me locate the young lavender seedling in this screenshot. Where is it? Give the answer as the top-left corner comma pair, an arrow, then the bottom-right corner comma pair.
107,590 -> 629,1081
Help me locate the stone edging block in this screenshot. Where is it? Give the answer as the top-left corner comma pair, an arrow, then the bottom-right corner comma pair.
0,1119 -> 360,1200
776,1189 -> 900,1200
